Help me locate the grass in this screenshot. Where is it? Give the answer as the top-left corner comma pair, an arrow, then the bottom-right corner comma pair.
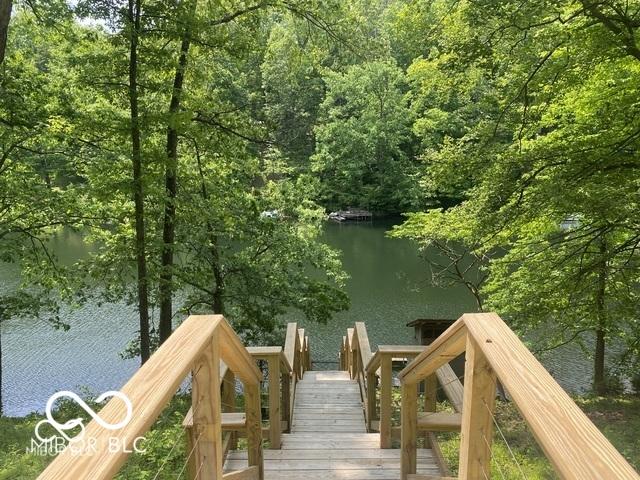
435,397 -> 640,479
1,393 -> 638,478
0,395 -> 192,480
387,390 -> 640,479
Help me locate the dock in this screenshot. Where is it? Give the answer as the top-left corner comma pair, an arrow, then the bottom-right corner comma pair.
328,208 -> 373,222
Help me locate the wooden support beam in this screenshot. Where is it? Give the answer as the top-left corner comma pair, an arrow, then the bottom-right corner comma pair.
379,353 -> 393,449
355,322 -> 373,368
222,369 -> 236,411
400,381 -> 418,480
435,364 -> 463,412
244,381 -> 264,480
417,412 -> 462,431
222,466 -> 259,480
423,374 -> 437,412
347,328 -> 354,379
283,323 -> 298,378
366,371 -> 377,431
282,370 -> 291,432
459,335 -> 496,480
191,332 -> 224,480
267,355 -> 281,449
464,312 -> 640,479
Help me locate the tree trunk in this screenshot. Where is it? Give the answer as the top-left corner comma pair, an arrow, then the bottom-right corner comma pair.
211,237 -> 225,314
127,0 -> 151,363
195,144 -> 225,315
593,236 -> 608,395
158,0 -> 197,342
0,0 -> 12,65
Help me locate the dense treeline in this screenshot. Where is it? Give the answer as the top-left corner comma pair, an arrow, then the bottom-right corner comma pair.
1,0 -> 639,418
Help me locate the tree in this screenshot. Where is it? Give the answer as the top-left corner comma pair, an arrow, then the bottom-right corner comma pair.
261,22 -> 326,171
390,209 -> 490,312
0,10 -> 79,413
126,0 -> 151,362
0,0 -> 11,64
62,0 -> 352,352
312,60 -> 417,213
393,0 -> 640,393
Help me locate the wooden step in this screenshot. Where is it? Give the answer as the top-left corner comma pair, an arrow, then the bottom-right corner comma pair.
184,411 -> 246,430
407,476 -> 457,480
417,412 -> 462,432
227,449 -> 435,461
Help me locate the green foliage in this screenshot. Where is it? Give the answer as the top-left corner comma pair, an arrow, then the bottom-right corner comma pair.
0,394 -> 192,479
391,0 -> 640,383
312,60 -> 418,213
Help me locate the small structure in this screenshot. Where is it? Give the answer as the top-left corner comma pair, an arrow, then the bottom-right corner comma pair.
407,318 -> 456,345
408,317 -> 466,382
328,208 -> 373,222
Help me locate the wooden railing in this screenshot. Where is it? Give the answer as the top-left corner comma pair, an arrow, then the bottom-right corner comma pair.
283,322 -> 310,426
398,312 -> 640,480
339,320 -> 459,472
38,316 -> 311,480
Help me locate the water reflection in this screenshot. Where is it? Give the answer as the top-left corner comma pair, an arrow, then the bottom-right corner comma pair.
1,220 -> 597,416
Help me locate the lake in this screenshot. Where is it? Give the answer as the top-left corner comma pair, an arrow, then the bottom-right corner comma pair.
1,220 -> 596,417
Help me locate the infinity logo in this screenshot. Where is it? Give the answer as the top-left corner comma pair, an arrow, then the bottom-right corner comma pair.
34,390 -> 133,444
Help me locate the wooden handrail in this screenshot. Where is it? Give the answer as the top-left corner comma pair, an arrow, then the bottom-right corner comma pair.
398,312 -> 640,480
246,346 -> 291,449
365,345 -> 426,448
283,322 -> 310,428
339,322 -> 453,476
38,315 -> 264,480
283,322 -> 300,379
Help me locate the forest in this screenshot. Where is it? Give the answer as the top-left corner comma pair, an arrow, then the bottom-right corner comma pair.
1,0 -> 640,476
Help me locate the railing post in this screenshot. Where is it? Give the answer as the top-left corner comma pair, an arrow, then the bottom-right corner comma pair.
366,371 -> 377,432
298,328 -> 305,378
341,336 -> 347,370
282,367 -> 291,432
347,327 -> 354,378
400,380 -> 418,480
305,335 -> 310,371
191,332 -> 223,479
245,380 -> 264,480
222,369 -> 238,450
380,353 -> 393,448
267,355 -> 281,449
423,373 -> 438,447
459,335 -> 497,479
423,374 -> 437,412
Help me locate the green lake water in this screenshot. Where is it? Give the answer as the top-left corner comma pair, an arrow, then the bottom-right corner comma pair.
1,220 -> 596,416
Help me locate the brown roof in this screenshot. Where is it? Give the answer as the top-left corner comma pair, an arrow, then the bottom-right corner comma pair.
406,318 -> 456,327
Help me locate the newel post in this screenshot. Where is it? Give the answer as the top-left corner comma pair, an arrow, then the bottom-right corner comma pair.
191,331 -> 223,479
379,353 -> 393,448
245,378 -> 265,479
459,335 -> 497,479
366,371 -> 377,431
267,355 -> 282,449
282,367 -> 291,432
400,380 -> 418,480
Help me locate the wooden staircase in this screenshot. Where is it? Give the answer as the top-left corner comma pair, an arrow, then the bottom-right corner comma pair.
37,314 -> 640,480
225,370 -> 441,479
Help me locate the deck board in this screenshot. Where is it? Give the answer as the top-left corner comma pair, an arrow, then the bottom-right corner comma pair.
225,370 -> 440,479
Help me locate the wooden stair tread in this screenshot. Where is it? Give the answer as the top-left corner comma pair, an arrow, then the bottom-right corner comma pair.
417,412 -> 462,431
224,371 -> 440,479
